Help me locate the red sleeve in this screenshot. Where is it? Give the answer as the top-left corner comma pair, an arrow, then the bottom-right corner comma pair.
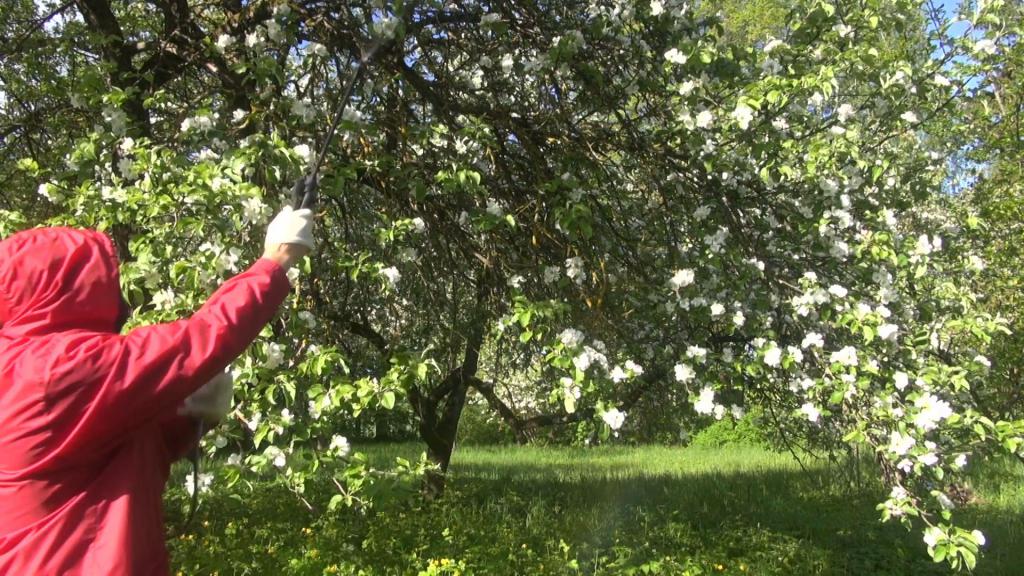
160,415 -> 202,462
64,258 -> 290,450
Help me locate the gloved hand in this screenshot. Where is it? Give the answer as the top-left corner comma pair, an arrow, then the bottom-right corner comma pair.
264,205 -> 315,254
291,174 -> 319,211
178,370 -> 234,424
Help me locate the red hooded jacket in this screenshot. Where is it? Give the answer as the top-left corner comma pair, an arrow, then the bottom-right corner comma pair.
0,228 -> 290,575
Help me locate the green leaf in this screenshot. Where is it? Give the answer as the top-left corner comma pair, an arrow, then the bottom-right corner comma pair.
381,390 -> 396,410
563,394 -> 576,414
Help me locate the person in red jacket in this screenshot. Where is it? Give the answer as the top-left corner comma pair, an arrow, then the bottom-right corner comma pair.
0,205 -> 314,575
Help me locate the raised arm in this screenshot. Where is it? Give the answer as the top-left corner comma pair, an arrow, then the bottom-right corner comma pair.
63,207 -> 315,453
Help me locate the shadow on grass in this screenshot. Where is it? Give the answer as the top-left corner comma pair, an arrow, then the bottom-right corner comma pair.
442,457 -> 1023,576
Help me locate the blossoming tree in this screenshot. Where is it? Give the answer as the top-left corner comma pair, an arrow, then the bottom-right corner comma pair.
2,0 -> 1021,568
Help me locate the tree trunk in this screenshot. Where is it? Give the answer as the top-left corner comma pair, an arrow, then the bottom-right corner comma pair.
413,376 -> 470,498
409,309 -> 486,497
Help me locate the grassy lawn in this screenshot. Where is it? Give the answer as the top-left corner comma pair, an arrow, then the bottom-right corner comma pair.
166,444 -> 1023,575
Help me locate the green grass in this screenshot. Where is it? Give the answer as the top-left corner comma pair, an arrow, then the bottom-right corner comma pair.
166,444 -> 1024,575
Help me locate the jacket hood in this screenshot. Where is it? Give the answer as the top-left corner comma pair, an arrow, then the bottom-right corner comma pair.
0,227 -> 126,337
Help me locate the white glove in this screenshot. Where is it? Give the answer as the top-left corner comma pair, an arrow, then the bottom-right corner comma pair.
178,370 -> 234,423
264,206 -> 315,254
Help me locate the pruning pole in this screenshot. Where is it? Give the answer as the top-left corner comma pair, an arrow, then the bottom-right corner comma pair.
292,29 -> 398,210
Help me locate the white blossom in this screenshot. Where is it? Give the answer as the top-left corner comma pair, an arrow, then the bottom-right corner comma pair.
558,328 -> 585,348
298,310 -> 317,329
877,323 -> 899,342
670,269 -> 695,290
267,446 -> 287,468
674,363 -> 695,383
216,34 -> 235,52
242,196 -> 270,225
309,42 -> 328,57
801,402 -> 820,422
888,430 -> 916,456
695,110 -> 714,129
381,266 -> 401,287
602,408 -> 626,430
714,404 -> 726,420
967,254 -> 986,271
184,472 -> 214,496
828,284 -> 848,298
543,265 -> 561,284
801,332 -> 825,349
562,377 -> 582,401
245,29 -> 265,50
913,393 -> 953,431
565,257 -> 585,284
291,99 -> 315,122
152,288 -> 176,311
686,345 -> 707,362
923,526 -> 943,549
265,19 -> 284,42
103,107 -> 128,134
664,48 -> 687,64
694,387 -> 715,415
837,103 -> 855,123
624,360 -> 644,376
893,371 -> 909,391
788,346 -> 804,364
38,182 -> 61,202
293,143 -> 314,165
763,38 -> 785,53
246,412 -> 262,432
973,38 -> 997,55
483,198 -> 503,217
265,342 -> 284,369
829,346 -> 858,367
329,435 -> 351,457
731,103 -> 754,130
610,365 -> 628,383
